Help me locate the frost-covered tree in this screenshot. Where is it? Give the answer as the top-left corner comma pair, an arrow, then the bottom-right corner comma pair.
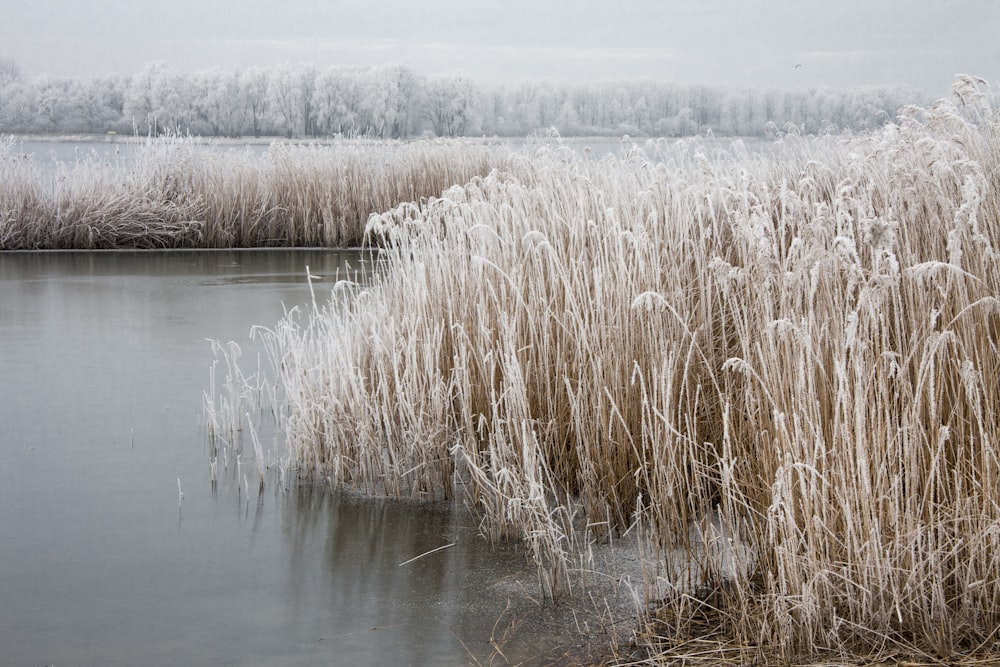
0,57 -> 932,138
556,99 -> 580,133
335,63 -> 422,138
0,82 -> 31,131
507,84 -> 543,134
314,66 -> 352,136
269,63 -> 300,138
424,74 -> 480,137
423,77 -> 453,136
299,64 -> 317,137
34,77 -> 72,132
0,58 -> 29,132
239,66 -> 271,138
123,61 -> 193,135
192,68 -> 248,137
269,63 -> 317,138
0,57 -> 21,88
353,68 -> 392,136
68,76 -> 126,132
384,64 -> 420,138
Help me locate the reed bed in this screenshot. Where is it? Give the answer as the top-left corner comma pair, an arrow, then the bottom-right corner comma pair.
215,77 -> 1000,663
0,135 -> 506,249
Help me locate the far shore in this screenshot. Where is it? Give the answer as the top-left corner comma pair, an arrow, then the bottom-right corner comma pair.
4,131 -> 736,148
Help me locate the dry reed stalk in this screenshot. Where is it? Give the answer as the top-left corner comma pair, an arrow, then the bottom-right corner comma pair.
0,135 -> 506,250
217,77 -> 1000,662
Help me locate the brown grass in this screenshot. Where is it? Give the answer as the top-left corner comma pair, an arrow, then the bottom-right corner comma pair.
0,135 -> 507,249
211,76 -> 1000,664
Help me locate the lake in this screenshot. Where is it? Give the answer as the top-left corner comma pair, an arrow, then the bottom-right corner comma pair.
0,249 -> 617,666
8,134 -> 774,170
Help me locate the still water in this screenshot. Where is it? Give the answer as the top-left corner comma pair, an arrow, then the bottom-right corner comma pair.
0,250 -> 597,666
9,137 -> 270,165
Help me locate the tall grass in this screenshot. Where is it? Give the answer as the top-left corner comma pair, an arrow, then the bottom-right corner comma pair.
0,135 -> 506,249
220,76 -> 1000,662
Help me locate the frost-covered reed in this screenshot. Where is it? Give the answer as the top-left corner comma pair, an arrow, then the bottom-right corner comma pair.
0,135 -> 505,249
224,77 -> 1000,662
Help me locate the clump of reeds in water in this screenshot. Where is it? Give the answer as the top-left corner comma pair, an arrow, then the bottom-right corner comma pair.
203,338 -> 279,500
0,135 -> 506,250
233,76 -> 1000,663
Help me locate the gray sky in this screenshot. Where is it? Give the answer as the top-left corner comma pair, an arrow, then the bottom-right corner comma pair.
3,0 -> 998,93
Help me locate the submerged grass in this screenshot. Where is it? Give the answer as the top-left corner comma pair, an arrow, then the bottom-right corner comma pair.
210,76 -> 1000,664
0,135 -> 506,249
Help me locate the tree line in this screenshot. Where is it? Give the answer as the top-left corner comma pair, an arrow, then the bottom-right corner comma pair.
0,58 -> 931,139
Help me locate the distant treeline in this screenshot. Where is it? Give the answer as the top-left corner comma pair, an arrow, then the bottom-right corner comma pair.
0,58 -> 932,139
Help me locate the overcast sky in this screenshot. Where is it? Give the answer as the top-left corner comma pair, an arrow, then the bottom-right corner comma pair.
2,0 -> 998,94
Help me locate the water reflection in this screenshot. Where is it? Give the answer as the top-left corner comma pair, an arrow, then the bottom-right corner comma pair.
0,247 -> 377,282
284,489 -> 464,664
272,485 -> 593,666
10,138 -> 271,169
0,248 -> 601,667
